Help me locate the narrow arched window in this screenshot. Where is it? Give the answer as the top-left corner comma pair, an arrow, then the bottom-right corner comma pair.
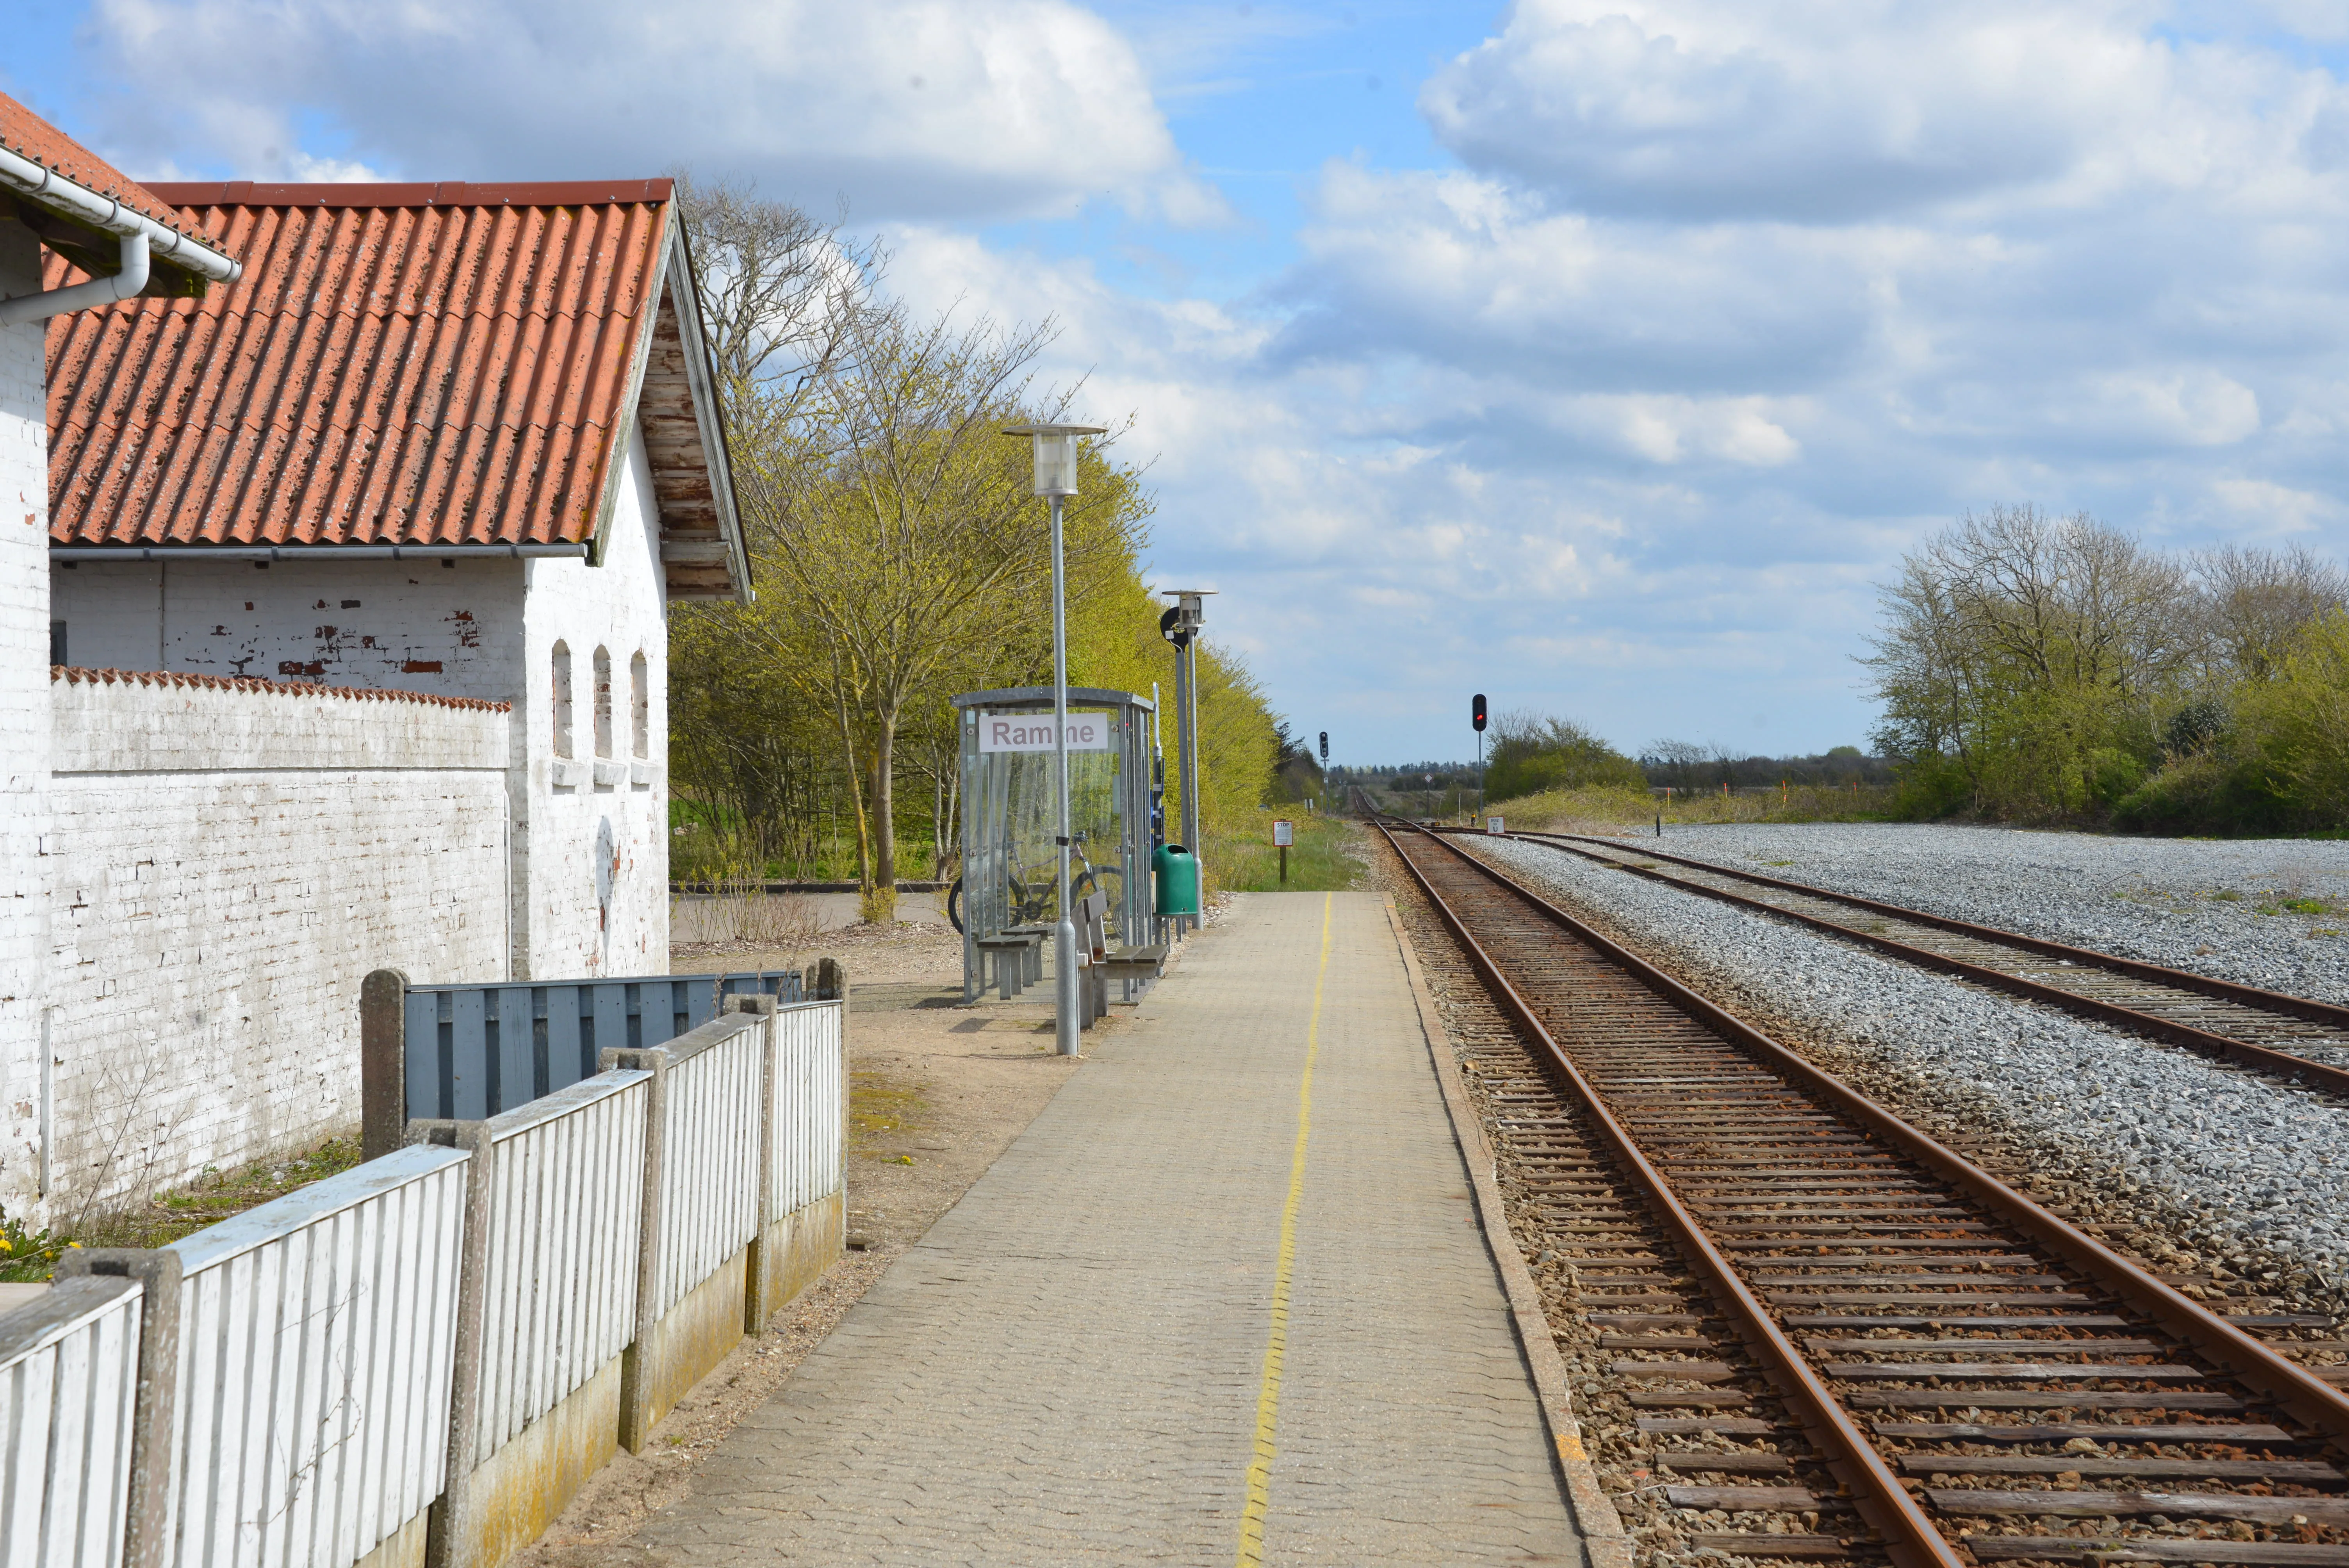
551,641 -> 573,758
630,650 -> 649,759
593,645 -> 613,759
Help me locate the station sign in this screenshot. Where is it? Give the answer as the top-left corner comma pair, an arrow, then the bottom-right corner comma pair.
977,713 -> 1112,753
1272,820 -> 1294,846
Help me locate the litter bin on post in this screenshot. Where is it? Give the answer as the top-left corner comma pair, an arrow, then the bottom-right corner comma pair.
1152,843 -> 1198,939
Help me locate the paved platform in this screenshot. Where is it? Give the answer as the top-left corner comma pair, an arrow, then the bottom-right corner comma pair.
633,891 -> 1582,1565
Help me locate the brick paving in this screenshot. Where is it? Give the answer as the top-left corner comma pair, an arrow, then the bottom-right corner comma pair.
631,891 -> 1583,1565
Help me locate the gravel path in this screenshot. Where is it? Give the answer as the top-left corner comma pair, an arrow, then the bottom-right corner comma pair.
1470,834 -> 2349,1298
1584,822 -> 2349,1002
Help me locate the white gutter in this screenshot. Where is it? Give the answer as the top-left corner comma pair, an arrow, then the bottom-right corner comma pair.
0,141 -> 241,324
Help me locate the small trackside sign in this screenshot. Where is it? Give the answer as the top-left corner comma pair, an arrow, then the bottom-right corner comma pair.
978,713 -> 1112,752
1486,816 -> 1504,834
1272,820 -> 1294,846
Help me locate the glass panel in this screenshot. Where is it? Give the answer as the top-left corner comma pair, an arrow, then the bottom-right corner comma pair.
959,706 -> 1127,937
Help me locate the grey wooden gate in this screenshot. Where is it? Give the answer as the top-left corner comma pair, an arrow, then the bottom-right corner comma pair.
401,971 -> 805,1119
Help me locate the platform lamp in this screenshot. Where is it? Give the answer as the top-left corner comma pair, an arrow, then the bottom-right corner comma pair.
1004,421 -> 1107,1058
1160,589 -> 1215,911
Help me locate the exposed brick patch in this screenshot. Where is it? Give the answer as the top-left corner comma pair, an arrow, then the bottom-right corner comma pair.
52,664 -> 510,713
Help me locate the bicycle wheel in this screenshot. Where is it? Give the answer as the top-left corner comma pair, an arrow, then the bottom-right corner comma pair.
1073,867 -> 1125,907
1009,873 -> 1052,926
946,875 -> 966,934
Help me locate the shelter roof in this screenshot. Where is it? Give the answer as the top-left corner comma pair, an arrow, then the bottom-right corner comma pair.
45,178 -> 748,599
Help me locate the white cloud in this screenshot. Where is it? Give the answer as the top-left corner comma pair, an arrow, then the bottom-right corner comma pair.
2208,477 -> 2343,535
83,0 -> 1220,223
1419,0 -> 2349,224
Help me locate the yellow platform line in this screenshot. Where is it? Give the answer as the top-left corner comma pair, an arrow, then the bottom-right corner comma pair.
1235,893 -> 1335,1568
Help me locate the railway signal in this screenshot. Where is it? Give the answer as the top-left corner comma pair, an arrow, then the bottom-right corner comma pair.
1471,693 -> 1488,821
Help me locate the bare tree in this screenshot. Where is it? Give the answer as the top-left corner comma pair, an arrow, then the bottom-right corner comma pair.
1919,505 -> 2192,695
2192,542 -> 2349,681
670,170 -> 884,436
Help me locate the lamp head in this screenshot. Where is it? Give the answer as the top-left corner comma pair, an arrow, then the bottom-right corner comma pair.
1160,588 -> 1216,634
1003,422 -> 1109,497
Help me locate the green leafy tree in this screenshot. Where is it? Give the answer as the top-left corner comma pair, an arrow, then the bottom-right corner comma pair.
1485,711 -> 1647,802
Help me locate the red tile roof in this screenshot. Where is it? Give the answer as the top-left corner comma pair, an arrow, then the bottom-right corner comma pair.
47,180 -> 677,549
0,91 -> 204,242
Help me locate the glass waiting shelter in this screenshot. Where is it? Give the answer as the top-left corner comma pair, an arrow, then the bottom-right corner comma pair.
953,686 -> 1157,1003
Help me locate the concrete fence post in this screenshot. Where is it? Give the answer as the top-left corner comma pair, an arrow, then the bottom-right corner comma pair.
603,1042 -> 670,1452
727,995 -> 780,1334
361,967 -> 411,1160
55,1247 -> 182,1568
407,1118 -> 495,1568
807,956 -> 845,1002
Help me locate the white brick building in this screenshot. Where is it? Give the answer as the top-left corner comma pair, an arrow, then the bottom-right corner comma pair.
4,148 -> 749,1226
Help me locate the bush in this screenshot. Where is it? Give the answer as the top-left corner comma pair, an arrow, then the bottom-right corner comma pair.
1486,713 -> 1648,803
2238,610 -> 2349,827
2165,700 -> 2229,758
2109,752 -> 2283,836
2085,747 -> 2147,808
1882,752 -> 1974,819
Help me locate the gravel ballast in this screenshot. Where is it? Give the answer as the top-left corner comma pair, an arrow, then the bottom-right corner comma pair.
1583,821 -> 2349,1002
1470,833 -> 2349,1298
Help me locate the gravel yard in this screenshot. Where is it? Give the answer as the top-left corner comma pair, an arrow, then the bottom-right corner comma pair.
1595,821 -> 2349,1002
1469,833 -> 2349,1299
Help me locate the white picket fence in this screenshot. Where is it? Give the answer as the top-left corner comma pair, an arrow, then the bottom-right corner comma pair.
0,996 -> 845,1568
0,1274 -> 143,1568
171,1146 -> 471,1568
773,1003 -> 846,1219
471,1071 -> 648,1464
651,1023 -> 764,1317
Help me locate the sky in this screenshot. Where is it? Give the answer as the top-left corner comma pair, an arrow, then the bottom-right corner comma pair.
8,0 -> 2349,765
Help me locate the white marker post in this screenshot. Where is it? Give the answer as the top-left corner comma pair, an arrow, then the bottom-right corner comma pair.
1273,818 -> 1293,884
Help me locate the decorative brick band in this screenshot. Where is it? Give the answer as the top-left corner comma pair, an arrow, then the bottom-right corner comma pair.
52,665 -> 512,714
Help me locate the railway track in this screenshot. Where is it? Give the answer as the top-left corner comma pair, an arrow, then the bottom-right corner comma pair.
1376,815 -> 2349,1568
1455,826 -> 2349,1099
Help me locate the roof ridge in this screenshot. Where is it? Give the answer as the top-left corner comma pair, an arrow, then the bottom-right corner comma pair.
146,178 -> 674,210
52,665 -> 512,713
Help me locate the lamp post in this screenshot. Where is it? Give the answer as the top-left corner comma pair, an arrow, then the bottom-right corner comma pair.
1005,421 -> 1107,1058
1160,589 -> 1214,923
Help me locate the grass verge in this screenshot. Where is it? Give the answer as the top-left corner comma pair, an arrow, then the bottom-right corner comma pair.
1455,782 -> 1898,833
1210,810 -> 1364,891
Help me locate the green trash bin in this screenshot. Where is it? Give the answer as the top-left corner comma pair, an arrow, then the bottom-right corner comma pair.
1152,844 -> 1199,917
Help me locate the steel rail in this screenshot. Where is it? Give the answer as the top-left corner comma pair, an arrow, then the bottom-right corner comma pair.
1374,815 -> 1963,1568
1461,825 -> 2349,1100
1376,818 -> 2349,1529
1524,827 -> 2349,1031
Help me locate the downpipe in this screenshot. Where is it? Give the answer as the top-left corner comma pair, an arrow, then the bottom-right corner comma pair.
0,228 -> 148,326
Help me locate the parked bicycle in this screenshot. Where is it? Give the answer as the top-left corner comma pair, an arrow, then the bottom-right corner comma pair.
947,834 -> 1122,934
